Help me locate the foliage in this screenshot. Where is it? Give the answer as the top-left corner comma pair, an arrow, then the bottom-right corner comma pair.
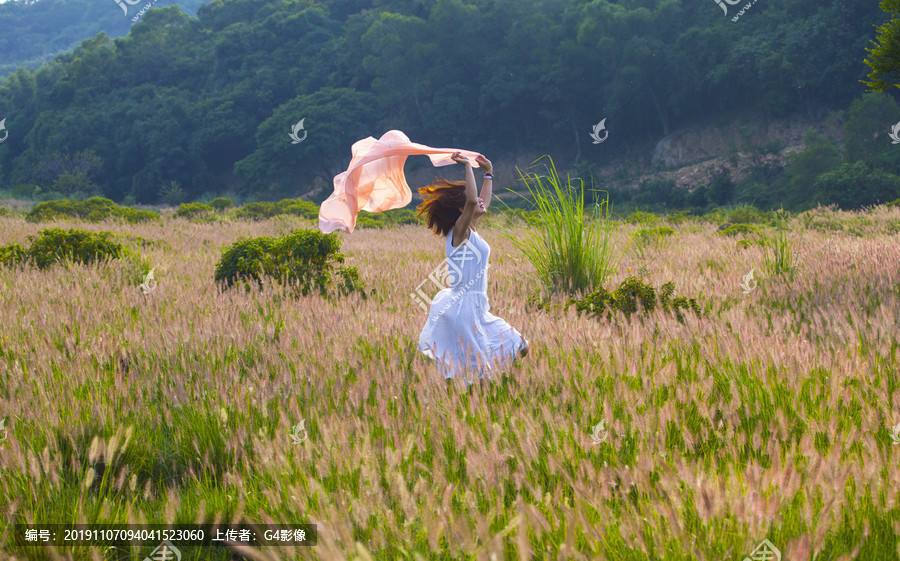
625,210 -> 660,225
214,229 -> 363,297
174,202 -> 215,220
232,198 -> 319,221
571,276 -> 701,323
355,209 -> 421,229
812,162 -> 900,209
763,214 -> 795,278
864,0 -> 900,91
0,0 -> 884,203
0,228 -> 126,269
0,0 -> 204,76
0,242 -> 27,267
718,223 -> 764,237
208,196 -> 235,212
26,197 -> 159,223
631,225 -> 674,258
512,158 -> 615,296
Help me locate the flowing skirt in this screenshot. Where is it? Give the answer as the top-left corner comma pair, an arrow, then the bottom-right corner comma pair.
418,288 -> 525,380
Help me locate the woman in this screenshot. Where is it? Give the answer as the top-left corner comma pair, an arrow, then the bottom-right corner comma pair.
416,152 -> 528,380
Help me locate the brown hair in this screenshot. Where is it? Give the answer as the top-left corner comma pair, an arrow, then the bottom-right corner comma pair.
416,178 -> 467,236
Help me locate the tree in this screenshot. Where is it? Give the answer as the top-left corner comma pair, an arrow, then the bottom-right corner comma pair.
865,0 -> 900,91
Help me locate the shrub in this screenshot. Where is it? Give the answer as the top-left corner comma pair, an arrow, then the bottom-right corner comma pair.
512,158 -> 616,296
27,197 -> 158,223
233,201 -> 280,220
232,198 -> 319,221
214,229 -> 363,297
175,202 -> 215,220
25,228 -> 126,269
813,162 -> 900,209
625,210 -> 660,225
571,276 -> 700,323
718,223 -> 763,237
209,197 -> 235,211
726,205 -> 770,225
0,243 -> 27,267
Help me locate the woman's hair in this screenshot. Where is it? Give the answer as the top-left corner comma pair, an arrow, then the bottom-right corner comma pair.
416,178 -> 467,236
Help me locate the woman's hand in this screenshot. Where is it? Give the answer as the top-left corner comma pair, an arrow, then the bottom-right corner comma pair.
475,155 -> 493,173
450,151 -> 471,166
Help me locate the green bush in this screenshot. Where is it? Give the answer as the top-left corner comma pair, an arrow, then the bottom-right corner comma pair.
717,223 -> 764,237
209,197 -> 235,211
726,205 -> 771,224
25,228 -> 126,269
214,229 -> 363,297
232,198 -> 319,221
0,243 -> 28,267
175,202 -> 215,220
27,197 -> 158,223
354,209 -> 421,229
571,277 -> 701,323
0,228 -> 137,271
813,162 -> 900,209
625,210 -> 660,225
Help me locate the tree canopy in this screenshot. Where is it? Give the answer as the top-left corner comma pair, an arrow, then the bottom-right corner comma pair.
0,0 -> 890,205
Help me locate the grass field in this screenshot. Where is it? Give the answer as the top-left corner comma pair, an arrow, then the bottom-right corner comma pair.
0,206 -> 898,560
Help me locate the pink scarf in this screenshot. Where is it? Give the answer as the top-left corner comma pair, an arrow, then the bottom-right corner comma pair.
318,130 -> 484,233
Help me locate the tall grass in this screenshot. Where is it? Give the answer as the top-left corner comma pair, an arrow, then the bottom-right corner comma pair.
511,157 -> 615,296
764,210 -> 795,278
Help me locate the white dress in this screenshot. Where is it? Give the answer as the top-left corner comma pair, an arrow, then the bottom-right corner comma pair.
417,229 -> 526,379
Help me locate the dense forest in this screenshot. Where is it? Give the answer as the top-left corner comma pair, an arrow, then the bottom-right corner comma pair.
0,0 -> 206,76
0,0 -> 897,210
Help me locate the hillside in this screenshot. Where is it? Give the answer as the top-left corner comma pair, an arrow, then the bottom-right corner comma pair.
0,0 -> 894,210
0,0 -> 206,76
